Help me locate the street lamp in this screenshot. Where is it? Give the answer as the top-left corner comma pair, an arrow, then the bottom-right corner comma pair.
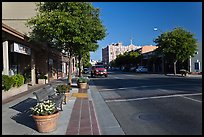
153,27 -> 158,31
153,27 -> 165,74
153,27 -> 164,33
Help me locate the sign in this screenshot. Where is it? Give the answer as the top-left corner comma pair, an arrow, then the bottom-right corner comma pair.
11,42 -> 31,55
49,59 -> 53,65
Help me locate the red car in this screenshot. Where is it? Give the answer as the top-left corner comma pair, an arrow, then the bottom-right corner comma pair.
91,65 -> 108,77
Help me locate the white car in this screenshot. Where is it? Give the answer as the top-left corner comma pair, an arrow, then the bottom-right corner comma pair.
135,66 -> 148,73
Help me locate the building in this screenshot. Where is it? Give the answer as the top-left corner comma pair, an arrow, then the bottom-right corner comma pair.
2,2 -> 37,35
189,42 -> 202,73
102,42 -> 141,65
134,45 -> 161,72
2,2 -> 76,86
139,44 -> 202,74
136,45 -> 158,54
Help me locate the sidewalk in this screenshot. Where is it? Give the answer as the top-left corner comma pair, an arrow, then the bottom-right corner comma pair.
165,73 -> 202,78
2,78 -> 99,135
2,77 -> 124,135
66,88 -> 100,135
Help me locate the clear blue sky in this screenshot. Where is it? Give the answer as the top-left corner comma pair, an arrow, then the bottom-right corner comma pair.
90,2 -> 202,61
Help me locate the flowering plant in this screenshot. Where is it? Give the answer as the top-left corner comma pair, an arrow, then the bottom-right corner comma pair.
56,84 -> 72,94
31,100 -> 58,116
77,77 -> 90,83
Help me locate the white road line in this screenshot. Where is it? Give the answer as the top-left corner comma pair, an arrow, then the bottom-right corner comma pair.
125,75 -> 134,77
118,87 -> 127,90
105,93 -> 202,103
181,96 -> 202,103
99,83 -> 201,92
113,76 -> 126,79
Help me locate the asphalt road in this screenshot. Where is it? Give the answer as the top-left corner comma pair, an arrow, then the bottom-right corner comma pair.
89,71 -> 202,135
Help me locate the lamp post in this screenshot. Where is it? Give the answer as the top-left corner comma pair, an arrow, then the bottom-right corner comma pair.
153,27 -> 165,74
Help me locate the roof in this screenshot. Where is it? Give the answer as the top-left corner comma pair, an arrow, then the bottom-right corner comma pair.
2,23 -> 28,40
139,46 -> 158,54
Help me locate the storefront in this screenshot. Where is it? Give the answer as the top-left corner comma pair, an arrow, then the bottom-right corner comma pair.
2,23 -> 75,86
9,42 -> 31,75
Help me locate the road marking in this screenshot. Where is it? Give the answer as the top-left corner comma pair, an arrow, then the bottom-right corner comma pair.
99,84 -> 201,92
105,93 -> 202,103
118,87 -> 127,90
125,75 -> 135,77
181,96 -> 202,103
113,76 -> 125,79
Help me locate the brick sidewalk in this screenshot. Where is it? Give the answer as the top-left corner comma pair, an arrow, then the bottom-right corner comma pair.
66,88 -> 100,135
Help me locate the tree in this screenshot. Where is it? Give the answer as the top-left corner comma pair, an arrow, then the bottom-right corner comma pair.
82,51 -> 92,68
154,27 -> 197,75
113,51 -> 140,70
27,2 -> 106,84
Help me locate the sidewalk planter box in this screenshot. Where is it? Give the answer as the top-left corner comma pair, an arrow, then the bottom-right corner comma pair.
38,79 -> 48,84
2,84 -> 28,101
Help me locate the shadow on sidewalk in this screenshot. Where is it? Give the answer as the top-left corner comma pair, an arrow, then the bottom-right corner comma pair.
9,98 -> 38,131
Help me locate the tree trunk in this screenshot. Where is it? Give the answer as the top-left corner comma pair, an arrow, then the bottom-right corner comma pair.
67,57 -> 73,85
173,60 -> 177,75
78,55 -> 82,77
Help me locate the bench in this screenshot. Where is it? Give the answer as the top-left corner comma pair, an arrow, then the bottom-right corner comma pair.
33,85 -> 65,111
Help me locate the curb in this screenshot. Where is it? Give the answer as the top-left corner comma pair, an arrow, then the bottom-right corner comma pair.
89,81 -> 125,135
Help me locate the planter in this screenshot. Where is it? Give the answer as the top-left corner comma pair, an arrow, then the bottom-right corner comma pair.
38,79 -> 48,84
32,111 -> 60,133
78,82 -> 88,89
64,92 -> 71,104
2,84 -> 28,101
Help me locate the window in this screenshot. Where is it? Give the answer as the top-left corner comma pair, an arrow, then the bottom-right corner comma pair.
194,62 -> 200,70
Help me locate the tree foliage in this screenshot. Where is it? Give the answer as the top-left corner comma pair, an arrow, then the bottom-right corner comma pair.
154,27 -> 198,74
26,2 -> 106,83
82,51 -> 92,68
113,51 -> 141,68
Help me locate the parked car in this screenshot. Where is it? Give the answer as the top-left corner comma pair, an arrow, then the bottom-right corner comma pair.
83,68 -> 89,74
135,66 -> 148,73
91,65 -> 108,77
130,67 -> 137,72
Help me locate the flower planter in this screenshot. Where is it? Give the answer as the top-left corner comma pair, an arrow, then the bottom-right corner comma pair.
64,92 -> 70,104
78,82 -> 88,89
32,111 -> 60,133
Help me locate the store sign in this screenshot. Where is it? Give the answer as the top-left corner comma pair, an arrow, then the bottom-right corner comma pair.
49,59 -> 53,65
11,42 -> 31,55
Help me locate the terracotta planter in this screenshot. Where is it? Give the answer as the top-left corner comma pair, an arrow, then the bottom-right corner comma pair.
64,92 -> 70,104
32,111 -> 60,133
78,82 -> 87,89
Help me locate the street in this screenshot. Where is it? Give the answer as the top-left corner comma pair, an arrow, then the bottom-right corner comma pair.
89,71 -> 202,135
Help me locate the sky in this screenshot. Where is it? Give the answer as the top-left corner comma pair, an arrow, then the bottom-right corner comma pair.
90,2 -> 202,61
